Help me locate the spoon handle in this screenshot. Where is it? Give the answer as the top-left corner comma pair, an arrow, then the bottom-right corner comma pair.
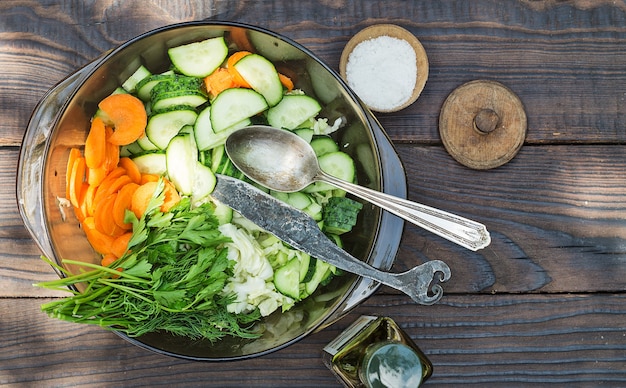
319,172 -> 491,251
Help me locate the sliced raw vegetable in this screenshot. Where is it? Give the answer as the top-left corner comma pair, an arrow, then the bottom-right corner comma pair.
98,94 -> 147,146
210,88 -> 268,132
166,133 -> 198,195
310,135 -> 340,157
136,72 -> 176,101
122,65 -> 152,93
146,108 -> 198,149
303,151 -> 356,193
266,94 -> 322,130
273,257 -> 301,299
233,53 -> 283,106
194,106 -> 251,151
131,153 -> 167,176
168,37 -> 229,78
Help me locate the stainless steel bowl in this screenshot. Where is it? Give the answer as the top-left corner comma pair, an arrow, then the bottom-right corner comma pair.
17,21 -> 406,360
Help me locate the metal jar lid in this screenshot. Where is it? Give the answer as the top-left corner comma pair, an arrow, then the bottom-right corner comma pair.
439,80 -> 527,169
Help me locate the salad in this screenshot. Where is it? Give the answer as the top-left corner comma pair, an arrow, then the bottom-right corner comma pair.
39,34 -> 363,342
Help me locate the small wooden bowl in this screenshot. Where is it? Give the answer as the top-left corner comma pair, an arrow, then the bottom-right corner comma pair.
340,24 -> 429,113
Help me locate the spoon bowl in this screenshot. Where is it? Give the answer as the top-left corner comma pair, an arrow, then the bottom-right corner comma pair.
226,126 -> 492,251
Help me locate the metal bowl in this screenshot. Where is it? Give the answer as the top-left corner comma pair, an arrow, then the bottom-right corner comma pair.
17,21 -> 406,361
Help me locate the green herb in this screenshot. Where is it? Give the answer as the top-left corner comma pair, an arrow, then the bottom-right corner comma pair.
36,183 -> 261,341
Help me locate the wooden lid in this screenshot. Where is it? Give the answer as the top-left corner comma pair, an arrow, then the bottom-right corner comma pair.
339,24 -> 429,112
439,80 -> 527,169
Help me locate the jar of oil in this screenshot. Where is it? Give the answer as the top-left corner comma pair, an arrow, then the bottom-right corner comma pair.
323,315 -> 433,387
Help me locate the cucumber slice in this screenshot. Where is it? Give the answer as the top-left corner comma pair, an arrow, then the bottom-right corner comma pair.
210,88 -> 268,132
305,259 -> 331,295
150,76 -> 207,111
266,94 -> 322,130
191,161 -> 217,203
233,53 -> 284,106
120,141 -> 144,157
294,128 -> 314,143
211,199 -> 233,225
310,135 -> 339,157
194,106 -> 251,151
166,133 -> 197,195
136,134 -> 159,151
168,37 -> 228,78
146,109 -> 198,149
122,65 -> 151,93
274,257 -> 301,299
304,151 -> 356,193
136,72 -> 176,101
298,253 -> 311,282
286,192 -> 312,210
131,153 -> 167,176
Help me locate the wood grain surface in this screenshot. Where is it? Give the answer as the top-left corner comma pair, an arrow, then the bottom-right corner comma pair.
2,0 -> 626,386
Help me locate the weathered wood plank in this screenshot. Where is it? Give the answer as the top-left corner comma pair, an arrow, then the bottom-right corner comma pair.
1,1 -> 625,145
1,294 -> 624,386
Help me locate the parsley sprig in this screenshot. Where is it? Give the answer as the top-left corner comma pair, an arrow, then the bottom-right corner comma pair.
37,181 -> 261,341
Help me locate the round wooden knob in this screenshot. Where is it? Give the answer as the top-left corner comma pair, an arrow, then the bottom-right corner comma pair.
439,80 -> 527,170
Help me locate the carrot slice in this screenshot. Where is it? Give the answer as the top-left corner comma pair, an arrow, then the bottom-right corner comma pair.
82,217 -> 114,255
84,117 -> 107,169
279,73 -> 294,92
162,179 -> 181,212
101,253 -> 117,267
94,193 -> 125,237
131,181 -> 159,219
230,27 -> 254,52
113,182 -> 139,229
69,156 -> 86,208
87,165 -> 107,187
227,51 -> 252,88
204,68 -> 237,97
84,183 -> 98,217
140,173 -> 160,184
66,148 -> 82,199
92,167 -> 127,205
103,138 -> 120,172
119,157 -> 142,184
74,182 -> 90,221
111,232 -> 133,258
98,94 -> 147,146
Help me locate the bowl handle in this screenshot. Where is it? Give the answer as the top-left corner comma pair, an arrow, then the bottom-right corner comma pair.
16,63 -> 95,263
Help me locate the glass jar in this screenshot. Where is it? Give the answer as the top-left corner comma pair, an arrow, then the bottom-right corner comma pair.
323,315 -> 433,387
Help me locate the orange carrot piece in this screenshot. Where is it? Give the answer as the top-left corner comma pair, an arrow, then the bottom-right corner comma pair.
98,94 -> 147,146
82,217 -> 114,255
101,253 -> 117,267
230,27 -> 254,52
69,156 -> 86,208
279,73 -> 294,91
74,182 -> 90,221
66,148 -> 82,199
227,51 -> 252,88
140,173 -> 160,184
103,138 -> 120,173
87,165 -> 107,187
94,193 -> 125,237
111,232 -> 133,258
84,117 -> 107,169
84,183 -> 98,217
92,167 -> 127,205
131,181 -> 159,219
204,68 -> 237,97
161,179 -> 181,212
119,157 -> 142,184
113,182 -> 139,229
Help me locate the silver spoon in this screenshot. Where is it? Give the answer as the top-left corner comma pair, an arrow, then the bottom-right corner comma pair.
225,125 -> 491,251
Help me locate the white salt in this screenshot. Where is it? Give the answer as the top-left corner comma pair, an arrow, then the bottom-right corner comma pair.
345,35 -> 417,111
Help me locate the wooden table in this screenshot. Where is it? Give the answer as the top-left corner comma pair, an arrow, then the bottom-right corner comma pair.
2,1 -> 626,386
